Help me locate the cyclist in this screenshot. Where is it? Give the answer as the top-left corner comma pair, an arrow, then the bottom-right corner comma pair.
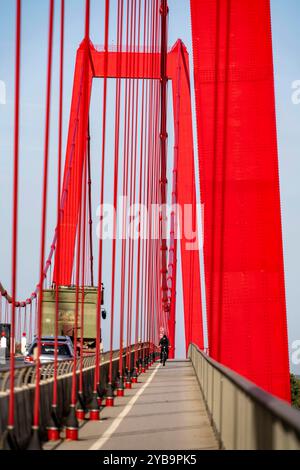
159,334 -> 170,365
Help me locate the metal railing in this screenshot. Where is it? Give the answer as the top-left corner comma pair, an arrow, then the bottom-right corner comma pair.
0,345 -> 144,394
189,343 -> 300,450
0,354 -> 101,394
0,344 -> 151,449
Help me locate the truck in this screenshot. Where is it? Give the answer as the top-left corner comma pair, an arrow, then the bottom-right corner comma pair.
41,285 -> 105,351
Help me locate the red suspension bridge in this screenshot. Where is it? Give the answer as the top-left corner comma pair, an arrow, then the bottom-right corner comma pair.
0,0 -> 299,451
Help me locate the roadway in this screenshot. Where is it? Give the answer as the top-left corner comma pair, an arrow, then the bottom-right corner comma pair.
45,360 -> 218,451
0,357 -> 27,371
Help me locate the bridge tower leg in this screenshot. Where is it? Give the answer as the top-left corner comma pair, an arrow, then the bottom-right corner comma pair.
190,0 -> 290,401
168,41 -> 204,355
53,40 -> 93,286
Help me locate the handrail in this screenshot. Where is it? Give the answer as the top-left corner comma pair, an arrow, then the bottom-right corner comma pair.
188,343 -> 300,450
0,343 -> 153,449
0,343 -> 147,394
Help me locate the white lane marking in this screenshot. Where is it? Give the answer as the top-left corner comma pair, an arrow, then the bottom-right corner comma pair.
89,364 -> 160,451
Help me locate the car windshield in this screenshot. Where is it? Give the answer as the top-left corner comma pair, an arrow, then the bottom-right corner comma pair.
40,343 -> 71,356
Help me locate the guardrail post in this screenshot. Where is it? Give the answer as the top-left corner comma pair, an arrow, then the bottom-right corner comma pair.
116,376 -> 125,397
76,391 -> 86,421
65,404 -> 79,440
105,383 -> 115,407
88,392 -> 100,421
47,404 -> 60,441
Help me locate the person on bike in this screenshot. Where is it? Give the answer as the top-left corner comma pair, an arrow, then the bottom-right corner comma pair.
159,334 -> 170,363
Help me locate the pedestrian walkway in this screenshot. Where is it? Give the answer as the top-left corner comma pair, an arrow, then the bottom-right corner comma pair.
45,360 -> 218,451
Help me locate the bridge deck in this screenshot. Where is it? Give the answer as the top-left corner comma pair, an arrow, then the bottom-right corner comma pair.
46,360 -> 218,451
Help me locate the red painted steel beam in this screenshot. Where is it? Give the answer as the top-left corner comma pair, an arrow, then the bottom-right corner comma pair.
90,43 -> 161,79
90,42 -> 182,80
53,40 -> 93,285
190,0 -> 290,401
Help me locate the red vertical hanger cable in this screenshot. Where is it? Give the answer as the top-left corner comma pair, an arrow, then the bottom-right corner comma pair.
8,0 -> 21,431
70,0 -> 90,410
141,0 -> 151,362
118,0 -> 131,383
53,0 -> 65,411
33,0 -> 54,430
134,0 -> 147,370
79,153 -> 88,395
94,0 -> 110,393
125,0 -> 138,372
87,120 -> 94,287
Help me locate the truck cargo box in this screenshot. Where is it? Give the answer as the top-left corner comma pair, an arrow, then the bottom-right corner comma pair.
42,286 -> 103,341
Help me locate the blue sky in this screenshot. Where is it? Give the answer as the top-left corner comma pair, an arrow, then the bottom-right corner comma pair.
0,1 -> 299,370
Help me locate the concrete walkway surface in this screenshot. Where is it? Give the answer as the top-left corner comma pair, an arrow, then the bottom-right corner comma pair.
45,360 -> 218,451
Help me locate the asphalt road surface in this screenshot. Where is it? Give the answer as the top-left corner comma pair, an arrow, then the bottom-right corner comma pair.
0,357 -> 28,371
